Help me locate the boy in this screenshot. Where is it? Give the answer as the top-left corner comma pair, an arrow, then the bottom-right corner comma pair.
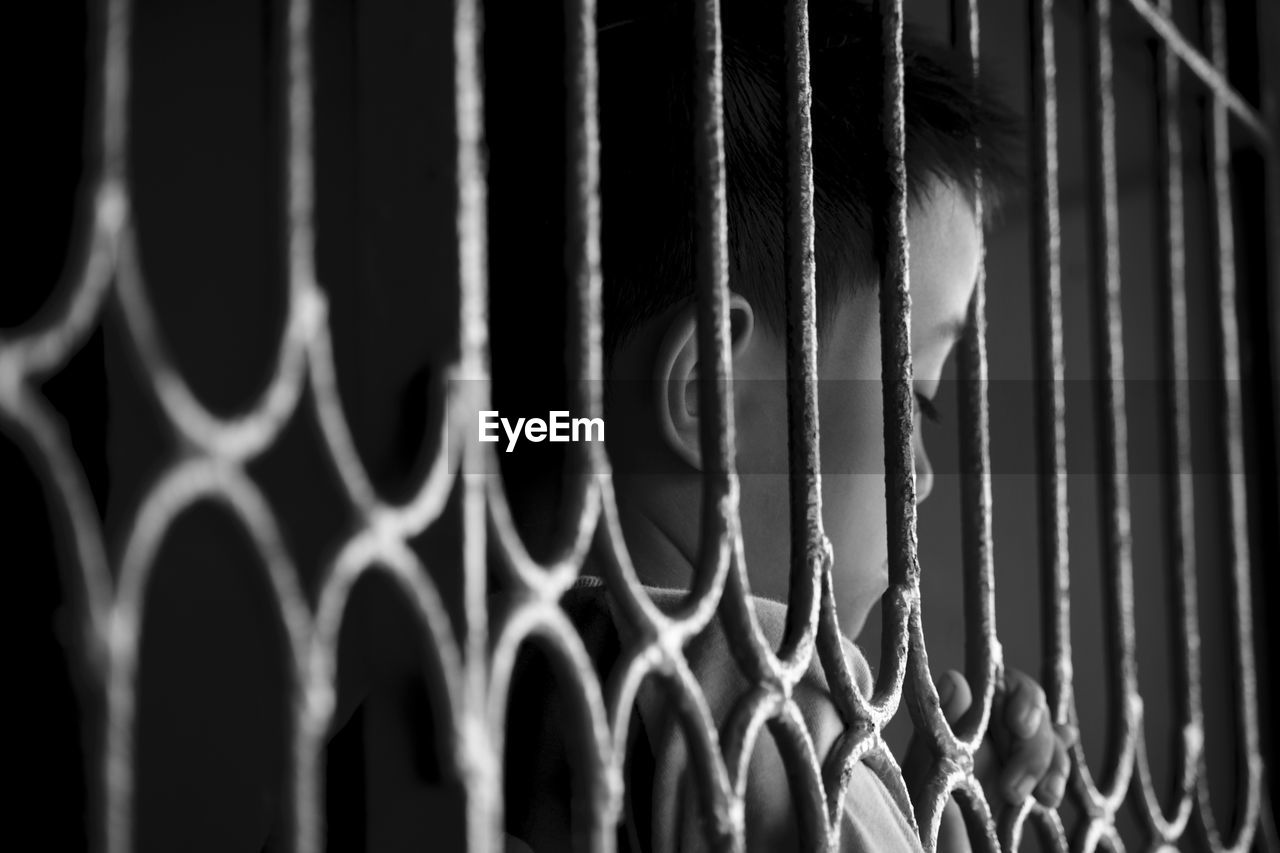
492,0 -> 1077,851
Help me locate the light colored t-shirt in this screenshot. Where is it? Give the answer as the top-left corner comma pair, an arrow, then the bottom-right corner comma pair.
501,576 -> 924,853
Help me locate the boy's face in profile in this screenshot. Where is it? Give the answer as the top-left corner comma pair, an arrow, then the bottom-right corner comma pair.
609,178 -> 981,641
734,179 -> 981,638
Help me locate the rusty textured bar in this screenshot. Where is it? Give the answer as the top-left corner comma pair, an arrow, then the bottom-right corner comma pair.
1027,0 -> 1074,829
893,2 -> 1001,850
895,2 -> 1004,852
564,0 -> 606,538
717,0 -> 833,823
566,0 -> 603,418
1198,2 -> 1264,850
486,0 -> 605,595
1121,0 -> 1269,146
490,0 -> 615,847
949,0 -> 1001,758
1081,0 -> 1140,827
689,0 -> 740,613
679,1 -> 821,831
777,0 -> 837,844
588,0 -> 744,825
6,1 -> 1274,852
686,0 -> 782,746
778,0 -> 824,682
486,605 -> 614,852
869,0 -> 917,716
1132,0 -> 1201,843
689,0 -> 750,847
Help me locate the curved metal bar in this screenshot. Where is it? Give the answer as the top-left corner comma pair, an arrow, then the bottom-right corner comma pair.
111,220 -> 314,460
594,443 -> 727,658
1082,0 -> 1140,815
485,463 -> 601,595
0,392 -> 115,853
1195,3 -> 1264,850
689,0 -> 741,620
1029,0 -> 1075,797
777,0 -> 825,684
602,641 -> 666,829
998,799 -> 1068,853
0,0 -> 127,378
304,531 -> 466,853
1,186 -> 121,380
1133,725 -> 1194,843
487,599 -> 616,853
479,0 -> 608,596
950,0 -> 1002,757
452,0 -> 495,845
1133,2 -> 1201,841
719,687 -> 831,851
1077,816 -> 1127,853
951,774 -> 1002,853
716,539 -> 814,697
911,754 -> 970,853
0,391 -> 113,682
904,603 -> 990,852
605,642 -> 742,851
868,0 -> 918,717
862,738 -> 920,839
106,457 -> 311,853
302,302 -> 386,517
109,0 -> 322,463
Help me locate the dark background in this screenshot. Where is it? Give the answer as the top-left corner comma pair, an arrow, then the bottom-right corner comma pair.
7,0 -> 1277,850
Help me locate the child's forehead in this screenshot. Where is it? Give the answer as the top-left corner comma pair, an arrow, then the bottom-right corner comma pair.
906,182 -> 981,327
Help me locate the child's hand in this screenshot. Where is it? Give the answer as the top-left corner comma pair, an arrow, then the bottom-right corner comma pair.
902,668 -> 1078,852
968,668 -> 1077,810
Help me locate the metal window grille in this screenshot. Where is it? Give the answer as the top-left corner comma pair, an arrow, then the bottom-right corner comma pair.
1,0 -> 1275,852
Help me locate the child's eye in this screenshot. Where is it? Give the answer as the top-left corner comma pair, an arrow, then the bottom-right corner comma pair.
914,392 -> 941,424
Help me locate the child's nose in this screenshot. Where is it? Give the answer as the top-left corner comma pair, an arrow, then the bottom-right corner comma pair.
913,428 -> 934,504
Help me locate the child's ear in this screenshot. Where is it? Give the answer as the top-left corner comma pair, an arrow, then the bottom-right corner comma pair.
654,294 -> 755,470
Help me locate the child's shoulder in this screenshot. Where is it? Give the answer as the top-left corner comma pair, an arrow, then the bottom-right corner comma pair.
493,576 -> 920,852
552,575 -> 875,698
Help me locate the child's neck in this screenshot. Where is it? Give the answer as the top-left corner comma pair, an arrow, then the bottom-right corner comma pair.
616,485 -> 700,591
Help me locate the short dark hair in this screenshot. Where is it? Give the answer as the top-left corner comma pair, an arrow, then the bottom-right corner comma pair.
596,0 -> 1021,356
480,0 -> 1020,553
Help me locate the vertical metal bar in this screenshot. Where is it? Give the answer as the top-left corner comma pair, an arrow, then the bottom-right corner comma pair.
562,1 -> 614,848
687,4 -> 745,847
565,0 -> 604,490
565,0 -> 602,407
870,0 -> 917,711
950,0 -> 1002,753
454,0 -> 495,849
102,1 -> 134,852
1083,0 -> 1138,812
690,0 -> 739,608
1198,3 -> 1264,850
780,0 -> 824,674
1028,0 -> 1071,739
1023,10 -> 1085,849
1266,1 -> 1280,480
1260,9 -> 1280,848
1136,0 -> 1201,841
284,0 -> 320,848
